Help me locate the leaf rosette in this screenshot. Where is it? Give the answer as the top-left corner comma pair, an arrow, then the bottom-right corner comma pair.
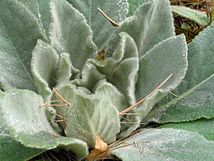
0,0 -> 213,160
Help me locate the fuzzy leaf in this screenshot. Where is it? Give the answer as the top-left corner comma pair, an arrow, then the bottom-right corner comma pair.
92,32 -> 139,105
120,35 -> 188,137
160,119 -> 214,141
53,84 -> 120,147
0,90 -> 56,140
128,0 -> 146,15
0,0 -> 44,90
0,92 -> 9,135
111,128 -> 214,161
50,0 -> 97,69
146,23 -> 214,123
72,61 -> 106,90
31,40 -> 59,100
109,0 -> 175,57
171,6 -> 209,26
94,80 -> 128,112
38,0 -> 51,35
111,58 -> 138,105
67,0 -> 128,49
18,0 -> 51,36
18,0 -> 39,17
0,90 -> 88,159
56,53 -> 72,85
136,35 -> 188,100
0,134 -> 44,161
157,74 -> 214,123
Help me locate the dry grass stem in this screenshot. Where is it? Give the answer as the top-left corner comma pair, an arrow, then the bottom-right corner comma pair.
119,73 -> 173,115
53,88 -> 71,106
98,7 -> 119,27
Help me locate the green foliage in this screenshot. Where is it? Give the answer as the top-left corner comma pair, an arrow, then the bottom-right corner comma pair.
53,83 -> 121,147
111,128 -> 214,161
0,0 -> 44,90
0,0 -> 213,160
171,6 -> 209,26
144,23 -> 214,123
160,119 -> 214,141
0,135 -> 44,161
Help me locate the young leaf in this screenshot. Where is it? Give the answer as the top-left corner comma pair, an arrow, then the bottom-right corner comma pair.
50,0 -> 97,70
109,0 -> 175,58
53,84 -> 120,147
0,0 -> 45,90
56,53 -> 72,85
72,60 -> 106,90
67,0 -> 129,49
111,128 -> 214,161
92,32 -> 139,105
0,90 -> 88,159
94,80 -> 128,112
146,23 -> 214,123
31,40 -> 59,100
0,134 -> 44,161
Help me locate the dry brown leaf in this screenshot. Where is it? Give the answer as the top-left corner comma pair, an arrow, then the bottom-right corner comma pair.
86,135 -> 109,161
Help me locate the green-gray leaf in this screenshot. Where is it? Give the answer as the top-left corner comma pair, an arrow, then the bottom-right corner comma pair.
0,134 -> 44,161
0,0 -> 45,90
146,23 -> 214,123
18,0 -> 51,37
67,0 -> 128,49
120,35 -> 188,137
0,90 -> 88,159
111,128 -> 214,161
93,32 -> 139,105
136,35 -> 188,100
160,119 -> 214,141
53,84 -> 120,147
50,0 -> 97,69
31,40 -> 59,100
72,60 -> 106,90
56,53 -> 72,85
94,80 -> 128,112
0,92 -> 9,135
110,0 -> 175,58
171,6 -> 209,26
128,0 -> 146,15
38,0 -> 51,36
0,90 -> 56,140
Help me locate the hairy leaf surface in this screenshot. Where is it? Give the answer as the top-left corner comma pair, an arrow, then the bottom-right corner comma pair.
67,0 -> 128,49
0,134 -> 44,161
18,0 -> 51,36
160,119 -> 214,141
93,32 -> 139,105
0,0 -> 44,90
146,23 -> 214,123
56,53 -> 72,85
111,129 -> 214,161
50,0 -> 97,69
31,40 -> 59,100
0,90 -> 88,159
109,0 -> 175,58
53,84 -> 120,147
120,35 -> 188,137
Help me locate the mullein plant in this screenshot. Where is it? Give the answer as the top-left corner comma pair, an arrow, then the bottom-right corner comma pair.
0,0 -> 214,160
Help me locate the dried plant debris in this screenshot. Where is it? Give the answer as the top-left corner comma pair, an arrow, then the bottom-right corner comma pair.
171,0 -> 212,42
